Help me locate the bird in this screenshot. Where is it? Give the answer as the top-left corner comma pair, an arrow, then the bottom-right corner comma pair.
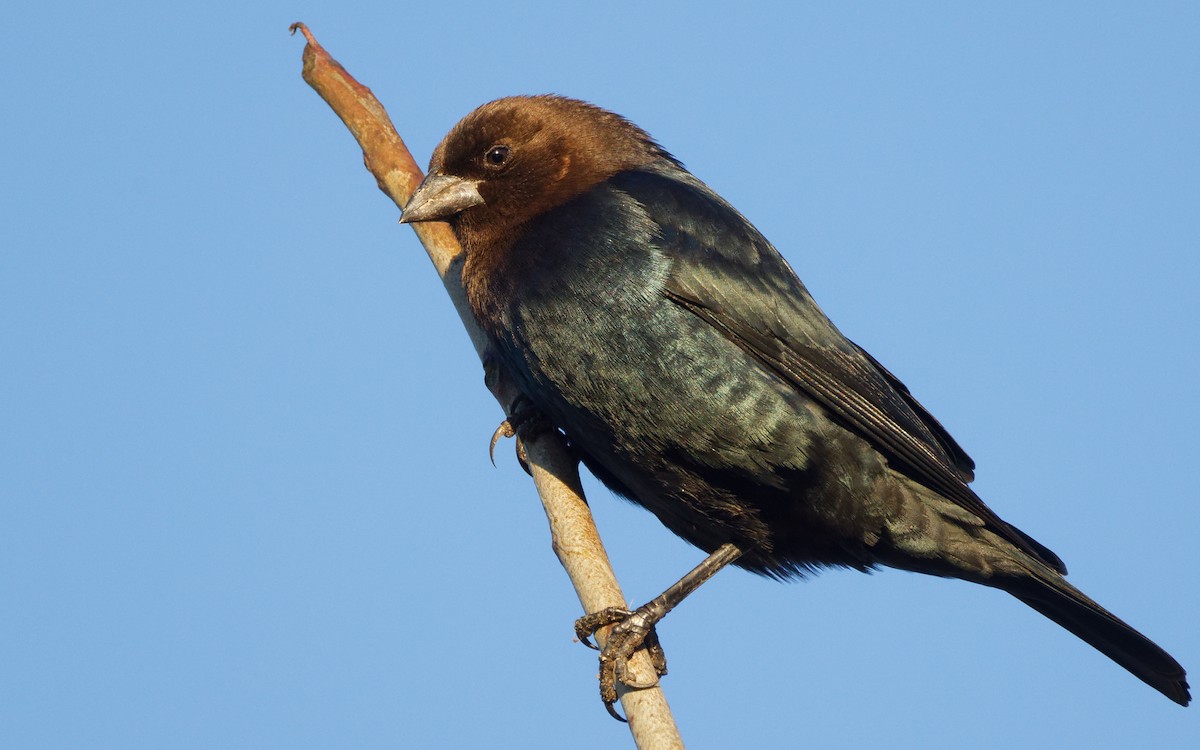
399,94 -> 1189,711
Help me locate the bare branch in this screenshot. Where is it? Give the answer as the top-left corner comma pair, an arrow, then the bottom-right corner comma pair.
289,23 -> 684,748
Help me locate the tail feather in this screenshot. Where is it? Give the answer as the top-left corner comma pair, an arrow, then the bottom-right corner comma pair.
1007,569 -> 1189,706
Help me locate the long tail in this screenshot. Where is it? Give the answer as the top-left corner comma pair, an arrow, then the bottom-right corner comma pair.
1006,566 -> 1189,706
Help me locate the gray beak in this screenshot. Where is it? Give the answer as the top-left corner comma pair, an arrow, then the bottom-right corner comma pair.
399,172 -> 485,223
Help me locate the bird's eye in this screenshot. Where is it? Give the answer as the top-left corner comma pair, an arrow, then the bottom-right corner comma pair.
484,145 -> 510,167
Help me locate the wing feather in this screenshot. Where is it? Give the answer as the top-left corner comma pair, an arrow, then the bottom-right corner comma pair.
613,164 -> 1065,573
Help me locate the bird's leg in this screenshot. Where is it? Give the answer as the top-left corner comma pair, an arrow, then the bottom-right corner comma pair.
488,394 -> 552,474
575,542 -> 745,718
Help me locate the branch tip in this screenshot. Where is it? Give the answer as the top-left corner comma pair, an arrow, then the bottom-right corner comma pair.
289,22 -> 318,47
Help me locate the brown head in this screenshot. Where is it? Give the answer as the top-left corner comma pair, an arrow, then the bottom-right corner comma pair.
399,95 -> 675,252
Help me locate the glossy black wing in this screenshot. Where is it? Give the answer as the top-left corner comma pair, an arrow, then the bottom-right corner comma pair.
612,163 -> 1064,573
851,341 -> 975,483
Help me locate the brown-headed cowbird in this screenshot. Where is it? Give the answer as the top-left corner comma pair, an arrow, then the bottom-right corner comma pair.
400,95 -> 1189,708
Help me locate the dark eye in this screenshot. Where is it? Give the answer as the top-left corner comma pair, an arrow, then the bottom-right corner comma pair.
484,145 -> 510,167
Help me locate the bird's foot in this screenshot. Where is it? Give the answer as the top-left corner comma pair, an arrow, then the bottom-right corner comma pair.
574,606 -> 668,721
571,544 -> 745,719
488,396 -> 551,474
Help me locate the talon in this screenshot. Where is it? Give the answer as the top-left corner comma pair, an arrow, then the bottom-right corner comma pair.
576,606 -> 668,717
576,547 -> 740,717
605,700 -> 627,723
514,437 -> 532,476
489,420 -> 515,466
575,607 -> 633,650
487,397 -> 552,475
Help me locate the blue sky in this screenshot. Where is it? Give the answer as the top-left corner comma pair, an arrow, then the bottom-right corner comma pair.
3,3 -> 1197,748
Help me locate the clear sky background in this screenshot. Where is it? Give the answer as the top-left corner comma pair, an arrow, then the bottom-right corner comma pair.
3,3 -> 1197,748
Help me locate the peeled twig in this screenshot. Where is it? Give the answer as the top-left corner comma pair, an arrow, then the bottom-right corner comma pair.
290,23 -> 684,749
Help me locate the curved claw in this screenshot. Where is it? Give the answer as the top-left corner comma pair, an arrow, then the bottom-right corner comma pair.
576,606 -> 668,720
579,545 -> 740,719
514,437 -> 532,476
488,400 -> 546,475
575,607 -> 633,650
489,420 -> 515,466
605,700 -> 627,723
